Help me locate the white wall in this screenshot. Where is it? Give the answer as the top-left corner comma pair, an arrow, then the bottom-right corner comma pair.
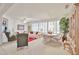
0,18 -> 3,44
15,20 -> 28,33
0,17 -> 8,44
6,17 -> 15,36
5,17 -> 28,36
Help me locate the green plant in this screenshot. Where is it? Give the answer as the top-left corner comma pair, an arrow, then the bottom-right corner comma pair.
59,17 -> 69,42
59,17 -> 69,34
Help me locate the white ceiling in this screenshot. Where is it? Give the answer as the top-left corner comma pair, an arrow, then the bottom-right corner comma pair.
3,3 -> 74,22
0,3 -> 13,17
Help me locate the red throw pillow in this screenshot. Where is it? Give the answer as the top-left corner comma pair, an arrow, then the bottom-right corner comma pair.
28,37 -> 33,42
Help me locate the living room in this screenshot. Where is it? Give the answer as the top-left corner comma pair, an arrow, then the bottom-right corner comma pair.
0,3 -> 77,55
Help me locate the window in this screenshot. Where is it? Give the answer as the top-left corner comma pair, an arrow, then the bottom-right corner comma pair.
48,21 -> 54,32
42,22 -> 47,34
31,20 -> 60,34
32,22 -> 39,32
38,22 -> 43,32
57,20 -> 60,33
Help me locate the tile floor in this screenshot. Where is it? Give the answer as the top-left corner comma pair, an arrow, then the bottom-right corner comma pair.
0,38 -> 70,55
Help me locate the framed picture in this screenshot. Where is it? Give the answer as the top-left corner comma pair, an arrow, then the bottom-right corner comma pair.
17,24 -> 24,30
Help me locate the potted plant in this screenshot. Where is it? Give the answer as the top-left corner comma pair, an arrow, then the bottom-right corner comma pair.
59,17 -> 69,41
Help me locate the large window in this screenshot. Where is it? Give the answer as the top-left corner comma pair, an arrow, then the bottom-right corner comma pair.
31,20 -> 60,34
42,22 -> 47,34
38,22 -> 43,32
32,22 -> 39,32
57,20 -> 60,33
53,21 -> 57,34
48,21 -> 54,32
